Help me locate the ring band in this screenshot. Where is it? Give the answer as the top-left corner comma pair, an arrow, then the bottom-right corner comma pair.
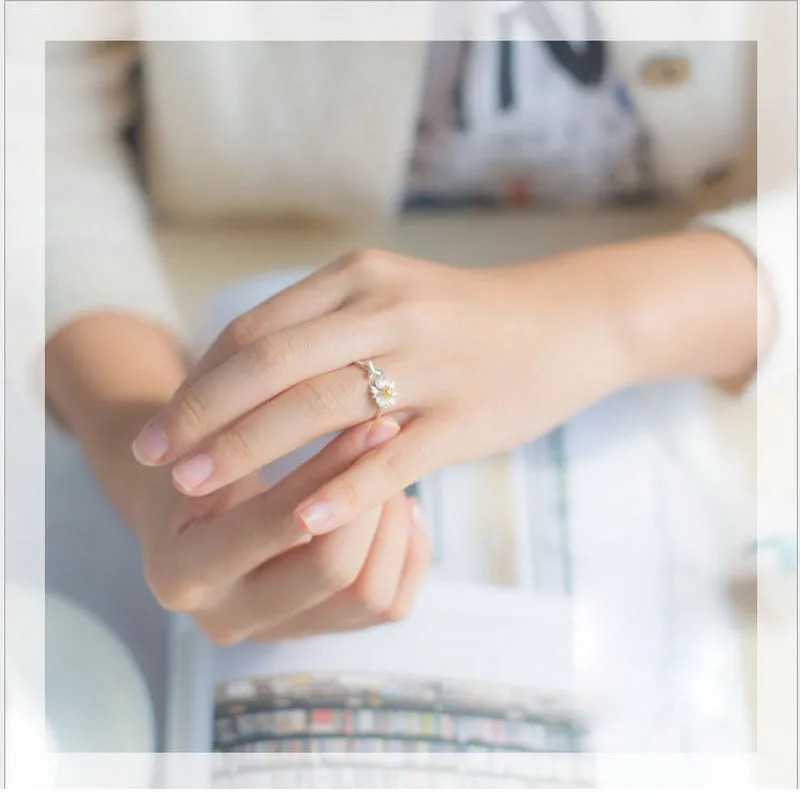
356,360 -> 398,417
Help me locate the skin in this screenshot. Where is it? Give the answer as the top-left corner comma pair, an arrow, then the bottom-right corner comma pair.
46,228 -> 762,644
45,315 -> 430,645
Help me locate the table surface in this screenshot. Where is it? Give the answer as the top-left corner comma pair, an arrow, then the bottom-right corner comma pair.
45,208 -> 796,784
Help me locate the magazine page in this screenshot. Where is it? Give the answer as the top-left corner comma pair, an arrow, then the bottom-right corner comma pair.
210,581 -> 581,789
165,271 -> 752,788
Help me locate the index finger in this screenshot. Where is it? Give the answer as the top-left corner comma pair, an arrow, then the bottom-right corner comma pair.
132,307 -> 385,467
189,263 -> 350,385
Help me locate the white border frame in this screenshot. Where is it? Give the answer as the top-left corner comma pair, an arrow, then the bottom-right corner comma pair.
4,0 -> 798,791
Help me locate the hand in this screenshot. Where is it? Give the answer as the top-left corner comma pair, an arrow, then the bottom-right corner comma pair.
132,415 -> 430,645
132,248 -> 633,534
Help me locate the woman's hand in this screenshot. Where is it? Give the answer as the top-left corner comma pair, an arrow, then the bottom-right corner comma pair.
136,416 -> 430,645
131,247 -> 635,535
46,314 -> 430,645
131,231 -> 756,537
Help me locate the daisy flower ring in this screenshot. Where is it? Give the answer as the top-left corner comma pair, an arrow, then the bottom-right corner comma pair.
356,360 -> 398,417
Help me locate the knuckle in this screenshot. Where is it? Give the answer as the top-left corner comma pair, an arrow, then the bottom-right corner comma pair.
176,391 -> 207,436
380,601 -> 411,624
224,313 -> 260,352
329,371 -> 361,412
343,248 -> 388,279
220,425 -> 254,464
249,336 -> 278,372
199,620 -> 245,648
296,379 -> 340,421
309,548 -> 360,594
347,577 -> 393,619
346,247 -> 384,265
143,550 -> 206,614
389,297 -> 435,333
249,333 -> 303,375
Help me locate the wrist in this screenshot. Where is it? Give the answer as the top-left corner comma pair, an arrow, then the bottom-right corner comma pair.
530,230 -> 758,392
46,313 -> 188,530
513,250 -> 641,394
603,231 -> 758,389
69,393 -> 183,537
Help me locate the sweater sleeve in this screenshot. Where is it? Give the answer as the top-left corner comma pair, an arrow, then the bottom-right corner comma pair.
688,1 -> 796,398
45,39 -> 186,343
691,184 -> 797,397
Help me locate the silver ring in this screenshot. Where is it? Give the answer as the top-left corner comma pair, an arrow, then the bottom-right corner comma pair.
356,360 -> 398,417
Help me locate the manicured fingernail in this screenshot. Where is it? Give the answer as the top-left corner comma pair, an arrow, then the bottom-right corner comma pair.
296,500 -> 336,535
363,417 -> 400,451
172,454 -> 215,493
132,423 -> 169,466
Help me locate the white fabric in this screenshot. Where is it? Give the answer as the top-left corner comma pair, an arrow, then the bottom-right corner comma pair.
27,1 -> 795,393
692,186 -> 797,396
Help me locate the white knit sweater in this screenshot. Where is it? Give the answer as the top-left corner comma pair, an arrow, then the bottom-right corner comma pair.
35,1 -> 797,392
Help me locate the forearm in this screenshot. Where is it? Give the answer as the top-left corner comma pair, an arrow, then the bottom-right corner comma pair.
45,313 -> 188,528
538,229 -> 760,393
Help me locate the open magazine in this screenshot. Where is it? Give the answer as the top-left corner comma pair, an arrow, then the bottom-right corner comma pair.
164,270 -> 753,789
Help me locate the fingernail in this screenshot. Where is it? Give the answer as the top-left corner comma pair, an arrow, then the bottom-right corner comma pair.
363,417 -> 400,451
172,454 -> 215,493
296,500 -> 336,535
132,423 -> 169,466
